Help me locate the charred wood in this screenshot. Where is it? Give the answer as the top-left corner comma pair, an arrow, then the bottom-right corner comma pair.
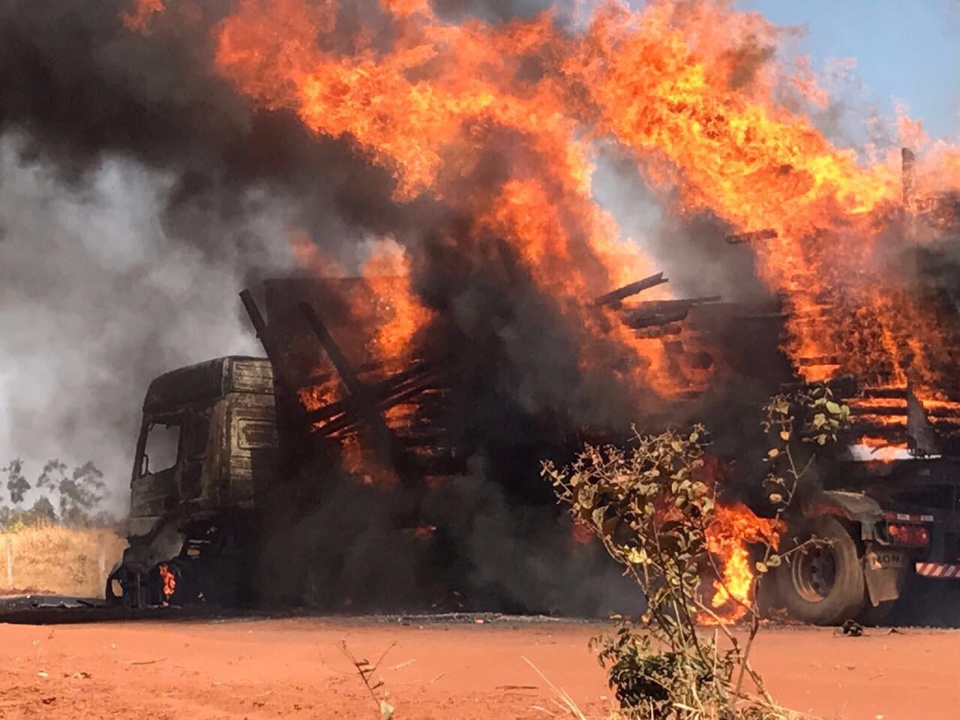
305,359 -> 450,424
847,404 -> 910,417
239,289 -> 302,395
593,273 -> 668,308
849,423 -> 908,438
778,374 -> 858,397
634,324 -> 683,339
299,302 -> 423,487
625,296 -> 722,315
724,229 -> 778,245
620,295 -> 720,330
622,307 -> 691,329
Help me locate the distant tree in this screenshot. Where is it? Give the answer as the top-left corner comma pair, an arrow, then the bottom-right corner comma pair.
2,458 -> 31,505
36,459 -> 107,527
22,496 -> 57,525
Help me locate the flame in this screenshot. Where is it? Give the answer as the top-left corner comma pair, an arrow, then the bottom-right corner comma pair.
299,382 -> 338,412
854,438 -> 910,463
361,240 -> 434,361
158,563 -> 176,600
121,0 -> 165,33
207,0 -> 694,403
700,503 -> 782,624
413,524 -> 437,540
156,0 -> 949,398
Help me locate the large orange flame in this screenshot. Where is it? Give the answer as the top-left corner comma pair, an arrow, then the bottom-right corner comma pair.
182,0 -> 957,398
206,0 -> 692,405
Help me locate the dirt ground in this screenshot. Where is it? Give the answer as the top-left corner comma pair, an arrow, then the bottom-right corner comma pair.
0,617 -> 956,720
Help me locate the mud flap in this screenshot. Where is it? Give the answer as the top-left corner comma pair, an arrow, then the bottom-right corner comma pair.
862,548 -> 910,606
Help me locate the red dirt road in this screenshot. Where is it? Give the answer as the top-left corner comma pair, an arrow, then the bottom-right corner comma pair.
0,618 -> 956,719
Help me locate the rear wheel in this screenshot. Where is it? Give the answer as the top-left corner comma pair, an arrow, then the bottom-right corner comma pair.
776,516 -> 865,625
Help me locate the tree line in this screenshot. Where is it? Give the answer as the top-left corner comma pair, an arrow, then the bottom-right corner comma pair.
0,458 -> 115,529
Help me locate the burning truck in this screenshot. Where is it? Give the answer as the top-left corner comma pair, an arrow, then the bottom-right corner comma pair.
105,144 -> 960,627
106,269 -> 726,614
68,0 -> 960,626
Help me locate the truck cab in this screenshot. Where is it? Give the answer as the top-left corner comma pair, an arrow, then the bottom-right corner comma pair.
107,356 -> 278,607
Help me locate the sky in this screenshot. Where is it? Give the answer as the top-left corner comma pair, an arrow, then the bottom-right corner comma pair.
734,0 -> 960,140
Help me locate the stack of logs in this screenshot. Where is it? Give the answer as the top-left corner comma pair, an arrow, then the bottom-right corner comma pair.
242,271 -> 720,483
301,271 -> 717,441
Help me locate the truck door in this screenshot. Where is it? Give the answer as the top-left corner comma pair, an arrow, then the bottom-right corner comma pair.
179,412 -> 211,502
130,415 -> 183,521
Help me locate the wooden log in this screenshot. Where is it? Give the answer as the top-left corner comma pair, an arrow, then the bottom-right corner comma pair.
725,229 -> 778,245
299,302 -> 423,486
239,289 -> 302,395
622,308 -> 690,329
778,375 -> 859,397
626,296 -> 722,314
315,379 -> 446,437
306,359 -> 448,424
634,324 -> 683,339
847,405 -> 909,417
593,273 -> 667,308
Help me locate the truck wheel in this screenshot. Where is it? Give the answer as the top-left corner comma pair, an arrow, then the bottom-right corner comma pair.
776,516 -> 865,626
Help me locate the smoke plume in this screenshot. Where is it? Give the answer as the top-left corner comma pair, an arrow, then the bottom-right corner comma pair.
0,138 -> 299,512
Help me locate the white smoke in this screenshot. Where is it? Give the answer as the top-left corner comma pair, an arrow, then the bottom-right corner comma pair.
0,135 -> 296,514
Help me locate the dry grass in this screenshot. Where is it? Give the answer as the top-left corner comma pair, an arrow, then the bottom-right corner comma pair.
0,524 -> 126,598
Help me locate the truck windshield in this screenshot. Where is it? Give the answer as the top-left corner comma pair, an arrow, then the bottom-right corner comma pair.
140,420 -> 181,477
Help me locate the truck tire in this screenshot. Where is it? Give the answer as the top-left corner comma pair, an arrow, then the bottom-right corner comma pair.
776,515 -> 865,626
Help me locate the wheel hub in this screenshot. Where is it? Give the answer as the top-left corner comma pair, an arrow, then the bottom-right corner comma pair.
791,541 -> 838,602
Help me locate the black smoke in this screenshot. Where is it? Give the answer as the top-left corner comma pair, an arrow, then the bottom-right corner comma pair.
432,0 -> 574,23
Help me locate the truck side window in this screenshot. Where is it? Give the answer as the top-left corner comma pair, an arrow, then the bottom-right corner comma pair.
140,422 -> 181,477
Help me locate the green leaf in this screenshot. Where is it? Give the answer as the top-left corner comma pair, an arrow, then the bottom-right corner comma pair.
591,507 -> 606,530
825,401 -> 842,415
